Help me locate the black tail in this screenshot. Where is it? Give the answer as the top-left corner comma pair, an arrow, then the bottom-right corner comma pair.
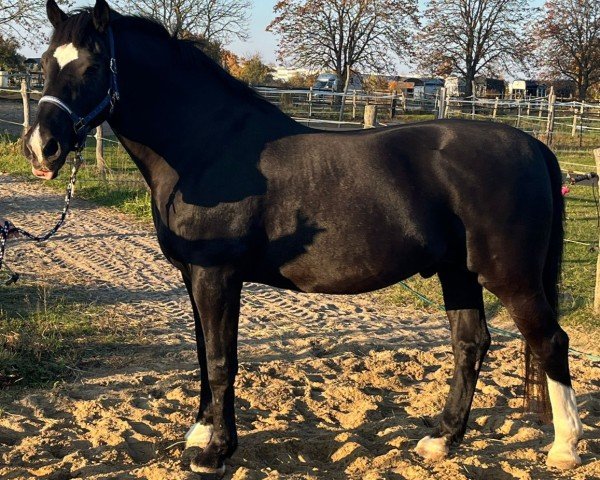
524,140 -> 564,419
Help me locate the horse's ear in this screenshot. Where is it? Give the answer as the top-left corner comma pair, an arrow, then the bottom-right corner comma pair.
93,0 -> 111,32
47,0 -> 68,29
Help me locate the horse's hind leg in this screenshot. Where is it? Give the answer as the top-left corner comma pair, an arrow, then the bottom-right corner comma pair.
491,286 -> 583,470
415,267 -> 491,461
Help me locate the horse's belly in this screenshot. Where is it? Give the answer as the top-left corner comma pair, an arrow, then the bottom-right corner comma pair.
270,240 -> 435,294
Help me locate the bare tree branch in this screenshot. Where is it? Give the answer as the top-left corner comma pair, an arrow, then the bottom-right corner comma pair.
0,0 -> 72,45
413,0 -> 534,96
267,0 -> 419,82
114,0 -> 251,43
534,0 -> 600,100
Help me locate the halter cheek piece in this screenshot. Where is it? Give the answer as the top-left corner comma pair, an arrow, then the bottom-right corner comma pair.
38,26 -> 120,150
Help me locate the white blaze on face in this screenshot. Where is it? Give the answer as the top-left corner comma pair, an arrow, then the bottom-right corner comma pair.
546,376 -> 584,470
30,125 -> 44,162
54,43 -> 79,70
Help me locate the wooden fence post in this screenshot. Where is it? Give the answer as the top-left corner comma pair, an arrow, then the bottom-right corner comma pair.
572,108 -> 579,137
95,125 -> 106,176
493,97 -> 499,119
308,88 -> 313,119
594,148 -> 600,315
364,105 -> 377,128
20,79 -> 30,134
437,87 -> 446,119
471,81 -> 476,119
390,90 -> 397,119
545,86 -> 556,145
352,90 -> 357,120
516,100 -> 522,128
578,102 -> 585,147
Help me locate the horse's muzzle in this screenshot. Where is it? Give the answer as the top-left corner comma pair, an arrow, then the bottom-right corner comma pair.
22,126 -> 67,180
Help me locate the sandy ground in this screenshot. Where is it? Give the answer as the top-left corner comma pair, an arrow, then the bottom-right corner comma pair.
0,174 -> 598,480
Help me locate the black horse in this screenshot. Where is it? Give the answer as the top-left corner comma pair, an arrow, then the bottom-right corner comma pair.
23,0 -> 583,475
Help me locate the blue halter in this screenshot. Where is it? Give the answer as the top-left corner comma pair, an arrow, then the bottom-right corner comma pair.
38,26 -> 120,150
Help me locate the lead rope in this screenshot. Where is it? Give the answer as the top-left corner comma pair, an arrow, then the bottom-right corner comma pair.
0,152 -> 84,285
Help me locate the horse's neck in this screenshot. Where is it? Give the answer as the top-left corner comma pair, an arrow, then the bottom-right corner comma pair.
108,31 -> 302,183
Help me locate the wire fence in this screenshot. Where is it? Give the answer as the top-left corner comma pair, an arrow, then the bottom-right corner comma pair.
0,83 -> 599,192
2,83 -> 600,341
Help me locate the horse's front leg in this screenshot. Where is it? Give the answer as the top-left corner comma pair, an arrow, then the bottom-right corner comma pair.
185,267 -> 242,476
182,274 -> 214,450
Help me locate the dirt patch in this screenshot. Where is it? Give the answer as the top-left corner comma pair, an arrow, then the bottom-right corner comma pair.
0,175 -> 598,479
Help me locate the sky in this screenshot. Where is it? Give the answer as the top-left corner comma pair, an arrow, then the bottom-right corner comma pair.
19,0 -> 542,77
20,0 -> 282,64
229,1 -> 279,64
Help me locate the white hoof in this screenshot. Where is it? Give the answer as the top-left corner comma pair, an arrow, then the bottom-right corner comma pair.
190,463 -> 226,477
547,443 -> 582,470
415,435 -> 449,461
185,422 -> 213,449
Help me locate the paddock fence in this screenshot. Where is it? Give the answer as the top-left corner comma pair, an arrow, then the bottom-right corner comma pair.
1,81 -> 599,182
1,80 -> 600,329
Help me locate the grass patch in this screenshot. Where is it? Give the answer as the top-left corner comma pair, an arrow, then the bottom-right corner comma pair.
0,281 -> 144,388
0,137 -> 152,221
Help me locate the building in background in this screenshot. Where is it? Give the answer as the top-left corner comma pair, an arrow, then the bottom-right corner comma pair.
445,76 -> 506,97
509,80 -> 547,98
396,77 -> 444,97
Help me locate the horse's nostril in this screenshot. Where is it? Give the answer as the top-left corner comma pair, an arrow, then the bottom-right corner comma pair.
43,138 -> 61,160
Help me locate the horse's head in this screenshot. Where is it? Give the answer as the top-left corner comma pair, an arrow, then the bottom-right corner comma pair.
23,0 -> 115,180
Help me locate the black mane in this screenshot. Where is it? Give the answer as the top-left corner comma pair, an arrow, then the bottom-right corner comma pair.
56,7 -> 269,107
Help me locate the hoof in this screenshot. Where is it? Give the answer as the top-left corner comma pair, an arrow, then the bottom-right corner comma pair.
185,422 -> 213,449
190,462 -> 226,478
547,444 -> 582,470
182,446 -> 226,478
415,436 -> 449,462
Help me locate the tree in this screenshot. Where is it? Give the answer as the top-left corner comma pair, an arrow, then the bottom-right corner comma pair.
222,49 -> 243,76
535,0 -> 600,100
268,0 -> 418,89
285,72 -> 317,88
362,74 -> 391,92
414,0 -> 533,97
0,35 -> 23,70
236,54 -> 274,85
115,0 -> 251,43
0,0 -> 71,44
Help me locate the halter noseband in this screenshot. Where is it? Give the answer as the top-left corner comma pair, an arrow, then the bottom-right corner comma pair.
38,26 -> 120,150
